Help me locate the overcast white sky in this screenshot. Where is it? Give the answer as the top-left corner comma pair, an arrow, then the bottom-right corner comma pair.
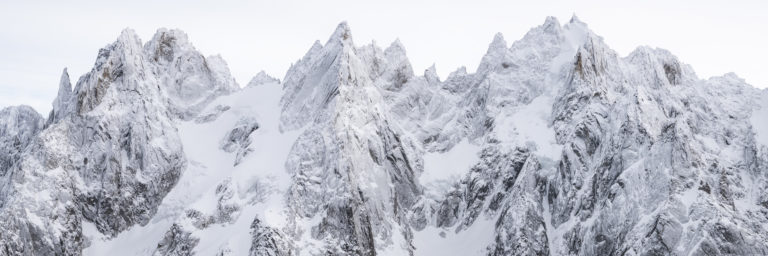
1,0 -> 766,114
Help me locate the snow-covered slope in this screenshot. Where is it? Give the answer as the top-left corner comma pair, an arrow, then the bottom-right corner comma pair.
0,28 -> 237,255
1,16 -> 767,256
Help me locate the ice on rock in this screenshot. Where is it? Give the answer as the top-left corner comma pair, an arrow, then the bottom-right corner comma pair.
145,28 -> 240,119
0,27 -> 239,255
0,105 -> 44,176
279,22 -> 424,255
47,68 -> 73,124
2,17 -> 768,256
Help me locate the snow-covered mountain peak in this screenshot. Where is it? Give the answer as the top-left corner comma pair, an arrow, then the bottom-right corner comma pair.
140,28 -> 240,119
56,68 -> 72,99
624,45 -> 697,86
246,70 -> 280,87
116,28 -> 143,46
568,14 -> 585,25
544,15 -> 560,26
541,16 -> 564,34
145,28 -> 194,63
424,64 -> 440,84
3,18 -> 768,256
48,68 -> 72,124
328,21 -> 353,45
386,38 -> 406,54
445,66 -> 468,80
476,15 -> 594,76
490,32 -> 507,48
280,20 -> 402,130
476,33 -> 510,73
73,30 -> 150,115
483,33 -> 508,61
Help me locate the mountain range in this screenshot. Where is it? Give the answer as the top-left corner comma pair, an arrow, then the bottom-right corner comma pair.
1,16 -> 767,255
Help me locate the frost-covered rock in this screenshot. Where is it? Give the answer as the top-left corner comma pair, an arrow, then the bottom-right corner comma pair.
154,224 -> 200,256
145,28 -> 240,119
406,16 -> 768,255
248,219 -> 292,256
0,27 -> 239,255
280,22 -> 423,255
0,105 -> 44,176
2,16 -> 768,256
220,117 -> 259,166
47,68 -> 73,125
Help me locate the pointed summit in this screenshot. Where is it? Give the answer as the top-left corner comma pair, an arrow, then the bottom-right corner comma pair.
54,68 -> 72,106
425,64 -> 440,84
384,38 -> 410,67
540,16 -> 563,34
48,68 -> 72,124
328,21 -> 353,44
569,14 -> 585,25
89,28 -> 145,74
146,28 -> 193,63
310,40 -> 323,52
281,21 -> 363,130
150,28 -> 191,44
477,33 -> 509,73
543,16 -> 561,28
247,71 -> 280,87
115,28 -> 143,49
388,38 -> 405,52
490,33 -> 508,50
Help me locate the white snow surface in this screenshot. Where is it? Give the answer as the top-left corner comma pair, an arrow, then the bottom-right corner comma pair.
412,214 -> 497,256
420,139 -> 482,197
5,15 -> 768,256
83,81 -> 300,255
496,93 -> 562,162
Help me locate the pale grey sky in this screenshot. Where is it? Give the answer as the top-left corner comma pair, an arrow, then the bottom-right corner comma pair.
1,0 -> 766,114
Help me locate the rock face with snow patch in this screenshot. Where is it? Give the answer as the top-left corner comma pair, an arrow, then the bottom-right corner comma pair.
0,106 -> 44,176
2,17 -> 768,256
144,28 -> 240,119
0,28 -> 238,255
280,22 -> 423,255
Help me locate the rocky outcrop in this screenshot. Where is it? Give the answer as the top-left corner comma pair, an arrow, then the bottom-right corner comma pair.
0,27 -> 238,255
145,28 -> 240,119
2,17 -> 767,256
0,105 -> 44,176
281,22 -> 423,255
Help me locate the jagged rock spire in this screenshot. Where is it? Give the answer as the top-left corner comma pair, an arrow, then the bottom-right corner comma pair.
3,18 -> 768,256
280,21 -> 362,130
425,64 -> 440,84
48,68 -> 72,124
328,21 -> 353,45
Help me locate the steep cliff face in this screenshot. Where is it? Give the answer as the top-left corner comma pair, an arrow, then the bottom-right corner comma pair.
280,23 -> 423,255
0,106 -> 44,176
408,17 -> 768,256
399,16 -> 768,255
47,69 -> 73,125
0,28 -> 238,255
2,17 -> 767,256
144,29 -> 240,119
544,23 -> 768,256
